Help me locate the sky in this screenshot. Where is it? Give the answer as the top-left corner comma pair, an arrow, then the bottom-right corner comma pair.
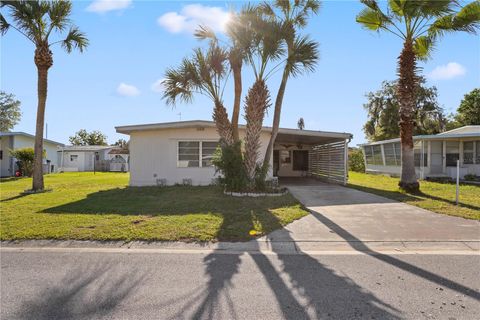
2,0 -> 479,147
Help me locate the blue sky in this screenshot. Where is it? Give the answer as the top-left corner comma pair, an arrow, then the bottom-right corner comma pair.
2,0 -> 479,147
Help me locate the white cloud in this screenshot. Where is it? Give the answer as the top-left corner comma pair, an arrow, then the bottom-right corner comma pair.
157,4 -> 231,34
428,62 -> 466,80
151,79 -> 166,93
86,0 -> 132,13
117,83 -> 140,97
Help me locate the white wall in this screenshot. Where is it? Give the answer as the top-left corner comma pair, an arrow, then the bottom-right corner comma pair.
0,136 -> 13,177
128,127 -> 272,186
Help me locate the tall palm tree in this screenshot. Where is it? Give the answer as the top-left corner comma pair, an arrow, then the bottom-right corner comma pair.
195,12 -> 254,143
1,0 -> 88,191
163,44 -> 235,145
260,0 -> 320,170
241,13 -> 284,181
357,0 -> 480,192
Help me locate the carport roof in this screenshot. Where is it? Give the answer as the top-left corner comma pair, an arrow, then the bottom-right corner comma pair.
115,120 -> 352,142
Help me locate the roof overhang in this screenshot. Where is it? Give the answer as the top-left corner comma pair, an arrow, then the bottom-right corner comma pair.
115,120 -> 352,145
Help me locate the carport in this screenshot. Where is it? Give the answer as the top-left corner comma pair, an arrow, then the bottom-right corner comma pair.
272,127 -> 353,185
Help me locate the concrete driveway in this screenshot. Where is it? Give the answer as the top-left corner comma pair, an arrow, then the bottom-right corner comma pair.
263,180 -> 480,252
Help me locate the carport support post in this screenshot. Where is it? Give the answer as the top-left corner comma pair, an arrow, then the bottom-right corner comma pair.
344,139 -> 348,186
456,159 -> 459,205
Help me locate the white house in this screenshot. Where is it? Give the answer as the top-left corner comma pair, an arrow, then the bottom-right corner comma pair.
115,120 -> 352,186
359,126 -> 480,180
57,145 -> 129,172
0,132 -> 64,177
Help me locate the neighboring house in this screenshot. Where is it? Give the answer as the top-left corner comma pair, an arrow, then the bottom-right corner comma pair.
359,126 -> 480,180
115,120 -> 352,186
107,148 -> 129,172
0,132 -> 64,177
57,145 -> 129,172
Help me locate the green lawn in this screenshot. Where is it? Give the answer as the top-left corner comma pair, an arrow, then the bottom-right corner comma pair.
0,172 -> 308,242
348,171 -> 480,220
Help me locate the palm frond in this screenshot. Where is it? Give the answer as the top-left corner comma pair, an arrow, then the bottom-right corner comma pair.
47,0 -> 72,34
286,35 -> 319,77
429,1 -> 480,37
194,25 -> 216,42
356,7 -> 392,31
0,13 -> 10,35
60,26 -> 88,53
413,35 -> 435,61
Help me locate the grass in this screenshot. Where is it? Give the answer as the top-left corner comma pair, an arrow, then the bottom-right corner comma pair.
0,172 -> 308,242
348,171 -> 480,220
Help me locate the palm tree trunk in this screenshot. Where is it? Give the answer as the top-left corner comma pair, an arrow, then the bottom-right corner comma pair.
397,40 -> 419,192
230,56 -> 242,143
262,68 -> 289,170
244,79 -> 270,181
213,99 -> 234,146
32,66 -> 48,191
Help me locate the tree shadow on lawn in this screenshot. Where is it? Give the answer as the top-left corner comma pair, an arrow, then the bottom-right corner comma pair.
40,186 -> 306,241
15,260 -> 147,320
347,183 -> 480,212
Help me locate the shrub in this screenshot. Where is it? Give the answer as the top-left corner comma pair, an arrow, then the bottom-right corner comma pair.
349,148 -> 365,173
10,148 -> 35,177
212,142 -> 248,192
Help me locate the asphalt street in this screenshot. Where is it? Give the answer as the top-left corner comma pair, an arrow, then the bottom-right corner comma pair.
1,249 -> 479,320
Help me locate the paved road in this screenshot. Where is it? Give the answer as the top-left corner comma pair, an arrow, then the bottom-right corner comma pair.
1,249 -> 479,319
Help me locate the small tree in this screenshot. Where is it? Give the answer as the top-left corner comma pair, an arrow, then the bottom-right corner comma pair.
0,91 -> 21,132
113,138 -> 128,149
10,148 -> 39,177
455,88 -> 480,126
69,129 -> 108,146
297,117 -> 305,130
348,148 -> 365,173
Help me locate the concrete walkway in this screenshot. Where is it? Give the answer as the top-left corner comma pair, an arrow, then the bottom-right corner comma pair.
259,181 -> 480,252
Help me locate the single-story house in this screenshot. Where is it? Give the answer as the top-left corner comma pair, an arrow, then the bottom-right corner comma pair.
57,145 -> 129,172
115,120 -> 352,186
0,132 -> 64,177
107,148 -> 129,172
359,126 -> 480,180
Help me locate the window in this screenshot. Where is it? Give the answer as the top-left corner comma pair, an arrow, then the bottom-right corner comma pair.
413,142 -> 428,167
293,150 -> 309,171
372,145 -> 383,165
0,150 -> 2,160
445,141 -> 459,167
476,141 -> 480,164
463,141 -> 474,164
178,141 -> 219,168
384,143 -> 398,166
394,143 -> 401,164
364,145 -> 383,165
202,142 -> 218,167
364,146 -> 374,165
178,141 -> 200,167
70,155 -> 78,162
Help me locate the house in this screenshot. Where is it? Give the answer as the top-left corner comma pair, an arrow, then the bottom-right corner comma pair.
359,126 -> 480,180
107,148 -> 129,172
0,132 -> 64,177
57,145 -> 129,172
115,120 -> 352,186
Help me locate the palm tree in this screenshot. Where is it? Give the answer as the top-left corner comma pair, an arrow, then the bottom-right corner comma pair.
241,13 -> 284,181
357,0 -> 480,192
260,0 -> 320,170
1,0 -> 88,191
163,44 -> 234,145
